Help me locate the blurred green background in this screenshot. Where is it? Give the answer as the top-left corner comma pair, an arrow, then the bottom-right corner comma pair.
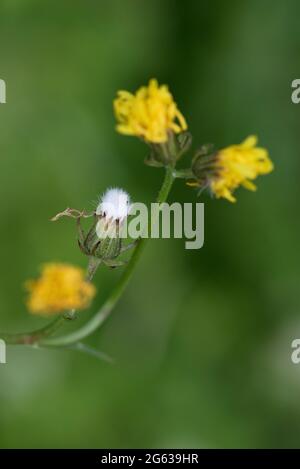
0,0 -> 299,449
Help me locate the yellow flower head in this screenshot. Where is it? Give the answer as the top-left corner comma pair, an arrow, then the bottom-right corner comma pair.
210,136 -> 273,202
114,78 -> 187,143
25,263 -> 96,316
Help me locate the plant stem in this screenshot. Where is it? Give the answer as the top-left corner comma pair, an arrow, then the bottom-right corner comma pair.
0,316 -> 67,345
41,166 -> 176,347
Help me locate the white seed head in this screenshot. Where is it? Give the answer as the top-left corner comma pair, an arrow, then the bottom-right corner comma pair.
96,187 -> 131,222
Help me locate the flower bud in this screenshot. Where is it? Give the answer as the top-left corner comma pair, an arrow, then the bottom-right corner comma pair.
188,136 -> 273,202
89,188 -> 131,261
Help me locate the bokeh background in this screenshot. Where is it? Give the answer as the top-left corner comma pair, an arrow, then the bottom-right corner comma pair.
0,0 -> 299,449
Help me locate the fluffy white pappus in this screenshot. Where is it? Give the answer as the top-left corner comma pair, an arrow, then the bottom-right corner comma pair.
96,187 -> 131,221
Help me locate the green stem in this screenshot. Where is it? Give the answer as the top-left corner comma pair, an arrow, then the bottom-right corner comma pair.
41,166 -> 176,347
174,168 -> 193,179
0,316 -> 67,345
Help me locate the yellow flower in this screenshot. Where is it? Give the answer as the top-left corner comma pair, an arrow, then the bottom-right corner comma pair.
210,136 -> 273,202
25,263 -> 96,316
114,78 -> 187,143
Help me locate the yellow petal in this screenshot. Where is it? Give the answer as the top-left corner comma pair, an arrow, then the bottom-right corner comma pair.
242,180 -> 257,191
241,135 -> 257,148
